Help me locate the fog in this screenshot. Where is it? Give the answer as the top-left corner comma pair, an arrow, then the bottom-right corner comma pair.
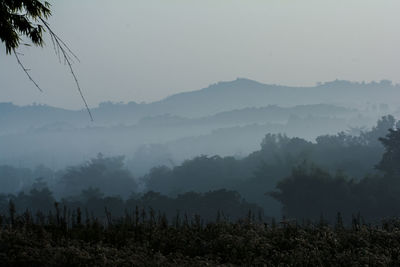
1,77 -> 400,219
1,1 -> 400,224
0,79 -> 398,172
1,0 -> 400,109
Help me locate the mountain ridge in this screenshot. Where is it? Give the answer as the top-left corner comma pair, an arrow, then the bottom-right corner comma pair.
1,78 -> 398,132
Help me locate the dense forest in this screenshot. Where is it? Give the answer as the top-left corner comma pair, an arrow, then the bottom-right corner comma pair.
0,115 -> 399,223
0,112 -> 398,263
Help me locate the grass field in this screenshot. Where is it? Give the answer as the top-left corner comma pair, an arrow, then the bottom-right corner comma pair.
1,207 -> 400,266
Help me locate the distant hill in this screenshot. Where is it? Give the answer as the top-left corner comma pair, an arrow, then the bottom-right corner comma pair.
1,78 -> 397,134
137,104 -> 356,128
77,78 -> 399,121
150,78 -> 399,117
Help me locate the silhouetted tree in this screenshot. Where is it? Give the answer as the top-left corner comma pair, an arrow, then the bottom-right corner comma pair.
60,154 -> 138,198
0,0 -> 51,54
269,163 -> 353,221
360,115 -> 396,146
376,127 -> 400,177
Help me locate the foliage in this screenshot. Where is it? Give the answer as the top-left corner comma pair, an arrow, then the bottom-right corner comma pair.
270,126 -> 400,222
144,116 -> 394,217
0,115 -> 396,223
0,0 -> 93,120
270,164 -> 356,221
0,116 -> 396,219
0,0 -> 51,54
2,207 -> 400,266
376,128 -> 400,176
1,186 -> 262,223
145,155 -> 248,195
60,153 -> 138,198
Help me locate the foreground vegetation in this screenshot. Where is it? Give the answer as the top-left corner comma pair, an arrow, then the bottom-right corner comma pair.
2,208 -> 400,266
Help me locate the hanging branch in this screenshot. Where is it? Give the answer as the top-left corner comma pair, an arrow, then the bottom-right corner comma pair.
2,0 -> 92,120
12,19 -> 93,121
2,1 -> 93,120
13,49 -> 43,93
39,18 -> 93,121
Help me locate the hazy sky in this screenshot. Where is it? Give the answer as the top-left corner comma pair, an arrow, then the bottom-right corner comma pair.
1,0 -> 399,109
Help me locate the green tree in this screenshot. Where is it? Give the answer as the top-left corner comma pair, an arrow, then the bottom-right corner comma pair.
0,0 -> 51,54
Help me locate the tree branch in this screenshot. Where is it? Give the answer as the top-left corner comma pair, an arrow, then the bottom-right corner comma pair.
13,49 -> 43,93
39,17 -> 93,121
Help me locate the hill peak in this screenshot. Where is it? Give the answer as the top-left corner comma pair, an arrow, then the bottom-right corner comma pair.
205,78 -> 267,91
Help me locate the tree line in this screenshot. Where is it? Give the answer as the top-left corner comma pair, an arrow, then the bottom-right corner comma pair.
271,123 -> 400,222
0,115 -> 398,221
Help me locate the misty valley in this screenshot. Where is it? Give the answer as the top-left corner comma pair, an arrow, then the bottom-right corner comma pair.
3,0 -> 400,264
1,79 -> 400,265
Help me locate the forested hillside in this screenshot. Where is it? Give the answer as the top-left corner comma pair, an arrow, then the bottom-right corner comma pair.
1,115 -> 398,221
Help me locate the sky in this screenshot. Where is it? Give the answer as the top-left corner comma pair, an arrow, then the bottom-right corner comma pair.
0,0 -> 399,109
